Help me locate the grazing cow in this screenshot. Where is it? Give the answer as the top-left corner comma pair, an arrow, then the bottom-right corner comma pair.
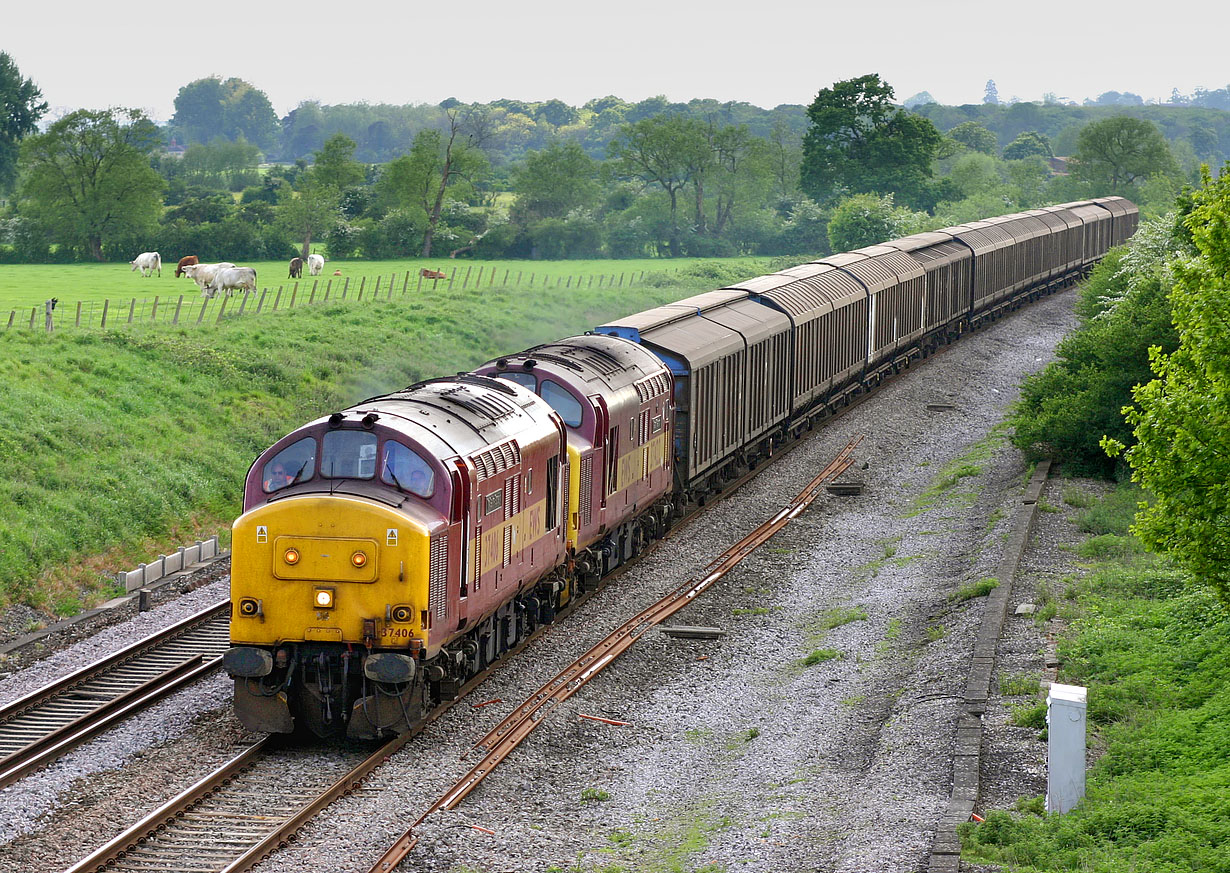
182,262 -> 237,297
175,255 -> 199,278
420,268 -> 447,279
289,257 -> 303,279
130,252 -> 161,277
332,269 -> 342,276
207,266 -> 258,298
307,253 -> 325,276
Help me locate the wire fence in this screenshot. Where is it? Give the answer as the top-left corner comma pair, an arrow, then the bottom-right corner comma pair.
4,265 -> 657,333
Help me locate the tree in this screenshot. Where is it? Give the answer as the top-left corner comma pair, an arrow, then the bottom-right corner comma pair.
1104,170 -> 1230,601
171,77 -> 278,150
983,80 -> 999,105
312,133 -> 365,190
947,121 -> 997,155
411,107 -> 491,257
276,177 -> 341,259
608,115 -> 710,256
903,91 -> 937,109
0,52 -> 48,195
799,74 -> 943,209
511,140 -> 599,222
18,108 -> 164,261
826,193 -> 927,251
1002,131 -> 1053,160
1073,117 -> 1176,193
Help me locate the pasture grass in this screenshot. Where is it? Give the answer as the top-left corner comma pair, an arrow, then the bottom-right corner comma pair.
0,270 -> 730,611
959,489 -> 1230,873
0,257 -> 773,311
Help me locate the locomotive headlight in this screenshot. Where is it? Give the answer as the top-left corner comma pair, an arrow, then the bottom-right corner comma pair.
350,551 -> 368,568
391,605 -> 413,623
314,587 -> 335,609
284,548 -> 301,565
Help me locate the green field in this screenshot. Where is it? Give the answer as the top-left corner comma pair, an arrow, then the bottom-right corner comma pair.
0,257 -> 740,312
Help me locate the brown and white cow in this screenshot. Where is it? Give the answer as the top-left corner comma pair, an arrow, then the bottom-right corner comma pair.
289,257 -> 303,279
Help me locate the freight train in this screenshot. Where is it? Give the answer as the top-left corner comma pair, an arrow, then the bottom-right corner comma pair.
222,197 -> 1138,738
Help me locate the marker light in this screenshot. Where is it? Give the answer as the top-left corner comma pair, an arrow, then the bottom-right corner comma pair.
351,551 -> 368,568
284,548 -> 300,565
314,588 -> 335,609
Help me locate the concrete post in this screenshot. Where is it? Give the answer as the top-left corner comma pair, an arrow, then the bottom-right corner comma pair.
1047,682 -> 1087,813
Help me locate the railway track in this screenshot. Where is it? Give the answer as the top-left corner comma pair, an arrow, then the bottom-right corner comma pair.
0,601 -> 231,788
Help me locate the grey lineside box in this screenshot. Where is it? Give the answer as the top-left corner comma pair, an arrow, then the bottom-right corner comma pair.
1046,682 -> 1087,813
116,536 -> 220,592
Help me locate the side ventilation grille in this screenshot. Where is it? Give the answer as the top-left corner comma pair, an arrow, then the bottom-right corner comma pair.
428,535 -> 448,622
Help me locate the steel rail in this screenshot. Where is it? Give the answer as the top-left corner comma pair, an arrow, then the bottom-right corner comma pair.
0,601 -> 231,787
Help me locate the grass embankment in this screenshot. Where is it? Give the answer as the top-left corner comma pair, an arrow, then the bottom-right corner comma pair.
960,483 -> 1230,872
0,260 -> 768,615
0,257 -> 747,311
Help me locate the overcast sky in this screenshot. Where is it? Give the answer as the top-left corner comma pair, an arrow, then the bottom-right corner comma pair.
6,0 -> 1226,123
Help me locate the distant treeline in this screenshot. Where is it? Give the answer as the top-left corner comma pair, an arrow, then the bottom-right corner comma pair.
163,79 -> 1229,167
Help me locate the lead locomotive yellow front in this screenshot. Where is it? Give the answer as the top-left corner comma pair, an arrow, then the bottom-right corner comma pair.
223,375 -> 573,739
228,495 -> 433,738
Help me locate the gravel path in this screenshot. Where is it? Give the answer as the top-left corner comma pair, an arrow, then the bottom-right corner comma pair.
0,289 -> 1083,873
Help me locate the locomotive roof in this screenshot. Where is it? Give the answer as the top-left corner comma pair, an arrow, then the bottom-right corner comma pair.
337,375 -> 560,460
482,333 -> 668,393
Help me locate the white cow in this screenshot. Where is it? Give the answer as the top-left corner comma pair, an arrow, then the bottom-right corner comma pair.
182,262 -> 237,298
307,253 -> 325,276
207,266 -> 258,298
130,252 -> 161,277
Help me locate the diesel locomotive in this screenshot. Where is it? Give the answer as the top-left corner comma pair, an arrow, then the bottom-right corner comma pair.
222,197 -> 1138,739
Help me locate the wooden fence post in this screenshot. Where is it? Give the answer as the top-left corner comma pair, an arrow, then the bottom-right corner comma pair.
517,271 -> 522,287
196,298 -> 208,324
75,301 -> 82,327
619,272 -> 625,287
216,294 -> 229,323
402,271 -> 410,295
173,295 -> 183,324
44,299 -> 54,333
128,298 -> 136,323
463,266 -> 472,288
588,275 -> 594,288
238,290 -> 251,315
374,275 -> 381,297
6,311 -> 14,329
475,266 -> 483,287
448,269 -> 456,290
323,281 -> 331,302
358,276 -> 365,300
503,269 -> 509,285
417,271 -> 424,293
257,289 -> 267,313
529,273 -> 535,287
101,299 -> 109,328
290,284 -> 298,308
28,307 -> 35,329
343,277 -> 350,299
273,288 -> 282,311
490,268 -> 496,287
310,281 -> 318,304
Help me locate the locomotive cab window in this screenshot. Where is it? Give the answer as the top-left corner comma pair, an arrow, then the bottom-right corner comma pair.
540,379 -> 583,427
322,430 -> 378,479
262,437 -> 317,493
496,372 -> 537,391
381,441 -> 434,497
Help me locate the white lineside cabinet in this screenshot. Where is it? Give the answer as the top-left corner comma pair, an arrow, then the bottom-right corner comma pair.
1046,682 -> 1087,813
